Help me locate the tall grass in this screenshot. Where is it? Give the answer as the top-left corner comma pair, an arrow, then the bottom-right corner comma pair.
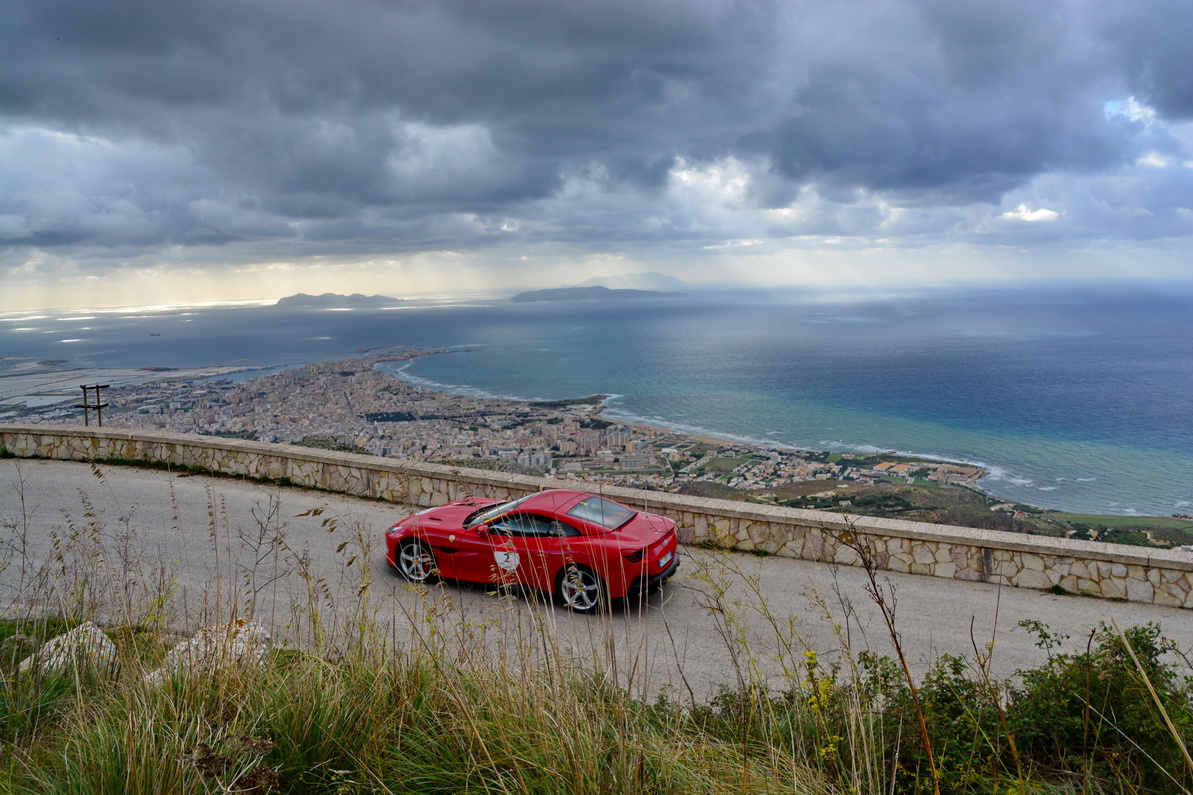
0,461 -> 1190,793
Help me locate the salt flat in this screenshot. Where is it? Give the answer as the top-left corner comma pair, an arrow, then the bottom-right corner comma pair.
0,362 -> 253,410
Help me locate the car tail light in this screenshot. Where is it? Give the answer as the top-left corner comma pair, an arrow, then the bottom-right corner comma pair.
623,548 -> 644,562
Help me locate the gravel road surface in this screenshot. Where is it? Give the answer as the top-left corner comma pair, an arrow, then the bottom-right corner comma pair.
3,458 -> 1189,700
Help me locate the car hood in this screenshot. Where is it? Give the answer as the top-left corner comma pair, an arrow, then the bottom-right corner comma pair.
414,498 -> 500,530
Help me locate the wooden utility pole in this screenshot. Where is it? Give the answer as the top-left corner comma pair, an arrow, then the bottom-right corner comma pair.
76,384 -> 110,427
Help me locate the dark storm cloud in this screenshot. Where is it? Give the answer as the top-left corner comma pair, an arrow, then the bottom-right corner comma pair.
1096,0 -> 1193,119
768,1 -> 1126,201
1,0 -> 1190,263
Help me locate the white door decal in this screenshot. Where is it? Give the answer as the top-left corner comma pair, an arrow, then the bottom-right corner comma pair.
494,550 -> 520,571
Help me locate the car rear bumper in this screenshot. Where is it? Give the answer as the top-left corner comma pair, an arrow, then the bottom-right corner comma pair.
626,554 -> 679,599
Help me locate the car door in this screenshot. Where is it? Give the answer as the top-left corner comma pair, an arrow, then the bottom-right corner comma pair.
488,512 -> 580,591
429,519 -> 500,583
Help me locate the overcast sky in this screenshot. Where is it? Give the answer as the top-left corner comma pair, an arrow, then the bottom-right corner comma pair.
3,0 -> 1192,310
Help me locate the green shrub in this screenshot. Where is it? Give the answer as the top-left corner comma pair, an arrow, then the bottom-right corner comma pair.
1007,621 -> 1193,791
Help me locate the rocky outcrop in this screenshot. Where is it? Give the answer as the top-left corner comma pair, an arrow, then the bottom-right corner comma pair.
18,621 -> 119,675
144,618 -> 271,685
15,618 -> 272,683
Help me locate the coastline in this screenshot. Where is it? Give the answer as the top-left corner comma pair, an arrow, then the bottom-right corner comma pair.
0,352 -> 1059,510
387,353 -> 1005,494
6,352 -> 1191,543
391,353 -> 1193,522
7,350 -> 990,492
378,359 -> 1191,543
385,359 -> 998,495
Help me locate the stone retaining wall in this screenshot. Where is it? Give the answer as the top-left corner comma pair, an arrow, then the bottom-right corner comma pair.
3,425 -> 1191,609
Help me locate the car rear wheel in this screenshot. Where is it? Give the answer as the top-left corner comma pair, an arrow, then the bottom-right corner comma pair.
396,540 -> 438,584
556,565 -> 604,613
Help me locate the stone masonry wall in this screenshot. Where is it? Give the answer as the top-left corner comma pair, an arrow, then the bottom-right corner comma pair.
3,425 -> 1190,609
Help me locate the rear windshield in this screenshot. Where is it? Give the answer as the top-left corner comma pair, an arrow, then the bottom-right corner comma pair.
566,496 -> 636,530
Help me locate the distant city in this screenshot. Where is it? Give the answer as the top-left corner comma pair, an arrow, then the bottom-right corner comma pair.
18,352 -> 984,498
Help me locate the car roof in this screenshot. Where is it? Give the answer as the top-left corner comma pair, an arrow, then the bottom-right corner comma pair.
516,489 -> 614,515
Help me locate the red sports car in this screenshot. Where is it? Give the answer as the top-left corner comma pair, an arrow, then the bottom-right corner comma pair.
385,489 -> 679,612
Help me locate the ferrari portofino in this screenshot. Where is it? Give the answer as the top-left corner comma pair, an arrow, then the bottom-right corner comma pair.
385,489 -> 679,611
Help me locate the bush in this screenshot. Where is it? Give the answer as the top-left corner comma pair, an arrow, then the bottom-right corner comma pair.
1008,621 -> 1193,791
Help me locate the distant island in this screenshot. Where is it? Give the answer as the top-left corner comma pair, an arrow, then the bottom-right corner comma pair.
573,272 -> 686,291
275,293 -> 401,309
510,286 -> 686,303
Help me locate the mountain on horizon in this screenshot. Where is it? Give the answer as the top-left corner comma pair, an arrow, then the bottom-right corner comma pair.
572,272 -> 686,291
274,292 -> 401,308
510,285 -> 686,303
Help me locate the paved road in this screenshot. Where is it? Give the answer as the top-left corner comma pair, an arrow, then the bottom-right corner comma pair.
3,458 -> 1190,700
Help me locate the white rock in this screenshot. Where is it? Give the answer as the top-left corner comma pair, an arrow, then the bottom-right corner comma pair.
18,621 -> 119,675
144,618 -> 271,686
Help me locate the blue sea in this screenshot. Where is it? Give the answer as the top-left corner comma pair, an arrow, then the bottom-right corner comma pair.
3,283 -> 1192,517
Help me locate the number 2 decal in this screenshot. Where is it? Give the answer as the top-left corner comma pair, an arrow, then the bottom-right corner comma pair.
494,550 -> 520,571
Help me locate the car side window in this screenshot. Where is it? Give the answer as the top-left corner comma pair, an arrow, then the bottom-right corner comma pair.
486,516 -> 516,536
489,513 -> 579,538
489,514 -> 548,538
551,518 -> 582,538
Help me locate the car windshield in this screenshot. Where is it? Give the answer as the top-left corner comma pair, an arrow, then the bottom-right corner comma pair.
566,496 -> 636,530
464,495 -> 534,529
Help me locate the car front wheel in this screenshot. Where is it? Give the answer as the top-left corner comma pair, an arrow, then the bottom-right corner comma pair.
556,565 -> 604,613
396,540 -> 438,584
